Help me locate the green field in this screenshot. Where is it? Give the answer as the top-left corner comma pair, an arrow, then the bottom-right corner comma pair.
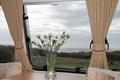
0,45 -> 120,70
31,56 -> 120,69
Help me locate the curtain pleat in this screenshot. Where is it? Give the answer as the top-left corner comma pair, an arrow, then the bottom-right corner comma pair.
0,0 -> 32,72
86,0 -> 118,69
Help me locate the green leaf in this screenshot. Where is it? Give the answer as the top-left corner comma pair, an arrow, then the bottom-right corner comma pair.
66,34 -> 70,39
63,31 -> 65,34
36,35 -> 41,39
44,35 -> 47,39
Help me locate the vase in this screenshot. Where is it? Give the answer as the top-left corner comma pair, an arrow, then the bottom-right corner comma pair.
45,51 -> 57,78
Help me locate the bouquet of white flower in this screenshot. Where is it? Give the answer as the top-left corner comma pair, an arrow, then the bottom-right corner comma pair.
32,31 -> 70,78
32,31 -> 70,52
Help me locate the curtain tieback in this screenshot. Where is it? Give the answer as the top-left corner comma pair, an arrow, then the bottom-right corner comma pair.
15,46 -> 23,49
93,43 -> 105,52
93,49 -> 105,52
15,42 -> 23,49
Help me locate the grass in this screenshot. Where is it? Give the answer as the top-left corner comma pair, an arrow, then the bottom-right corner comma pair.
32,56 -> 88,67
31,56 -> 120,69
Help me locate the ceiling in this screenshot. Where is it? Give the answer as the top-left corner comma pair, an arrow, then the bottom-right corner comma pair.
23,0 -> 84,5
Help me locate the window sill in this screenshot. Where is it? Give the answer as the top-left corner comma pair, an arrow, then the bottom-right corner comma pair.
2,71 -> 87,80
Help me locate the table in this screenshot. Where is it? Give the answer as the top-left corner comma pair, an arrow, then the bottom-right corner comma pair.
2,71 -> 87,80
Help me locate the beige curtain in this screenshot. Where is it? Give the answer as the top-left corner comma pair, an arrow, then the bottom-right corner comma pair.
86,0 -> 118,69
96,72 -> 115,80
0,0 -> 32,72
101,73 -> 115,80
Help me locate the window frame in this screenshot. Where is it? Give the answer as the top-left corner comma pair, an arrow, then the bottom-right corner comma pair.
23,1 -> 120,73
23,1 -> 88,74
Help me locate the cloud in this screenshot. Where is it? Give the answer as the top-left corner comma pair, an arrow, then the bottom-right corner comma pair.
0,30 -> 13,45
0,2 -> 120,51
27,2 -> 120,50
108,33 -> 120,49
48,2 -> 90,28
0,7 -> 14,45
113,2 -> 120,19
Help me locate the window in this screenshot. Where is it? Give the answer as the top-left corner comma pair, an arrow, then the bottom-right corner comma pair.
107,2 -> 120,70
0,6 -> 14,63
24,1 -> 120,72
26,2 -> 91,73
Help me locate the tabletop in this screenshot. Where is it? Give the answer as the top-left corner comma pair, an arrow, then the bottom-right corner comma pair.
2,71 -> 87,80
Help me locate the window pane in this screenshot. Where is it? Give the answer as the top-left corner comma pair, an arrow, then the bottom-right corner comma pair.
0,6 -> 14,62
107,2 -> 120,70
27,2 -> 91,69
27,1 -> 120,71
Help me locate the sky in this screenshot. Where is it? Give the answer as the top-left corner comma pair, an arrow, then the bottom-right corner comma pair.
0,1 -> 120,52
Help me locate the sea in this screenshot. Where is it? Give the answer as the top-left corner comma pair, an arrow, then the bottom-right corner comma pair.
58,47 -> 118,53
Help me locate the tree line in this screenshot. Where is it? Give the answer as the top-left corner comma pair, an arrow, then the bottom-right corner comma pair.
32,48 -> 120,62
0,45 -> 120,63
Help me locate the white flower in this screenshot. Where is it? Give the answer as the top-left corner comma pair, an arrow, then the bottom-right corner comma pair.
49,33 -> 53,36
32,31 -> 70,52
36,34 -> 40,38
57,40 -> 63,44
51,36 -> 57,41
43,40 -> 48,44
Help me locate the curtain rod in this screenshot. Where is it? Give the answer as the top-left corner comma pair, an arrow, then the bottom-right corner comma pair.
23,0 -> 85,5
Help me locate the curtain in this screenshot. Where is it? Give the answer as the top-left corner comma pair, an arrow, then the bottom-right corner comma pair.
86,0 -> 118,69
96,72 -> 115,80
0,0 -> 32,72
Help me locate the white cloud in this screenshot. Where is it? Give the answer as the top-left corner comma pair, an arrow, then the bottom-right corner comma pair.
27,2 -> 120,50
0,2 -> 120,51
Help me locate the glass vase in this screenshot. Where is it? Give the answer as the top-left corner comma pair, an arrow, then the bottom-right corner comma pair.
45,51 -> 57,78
